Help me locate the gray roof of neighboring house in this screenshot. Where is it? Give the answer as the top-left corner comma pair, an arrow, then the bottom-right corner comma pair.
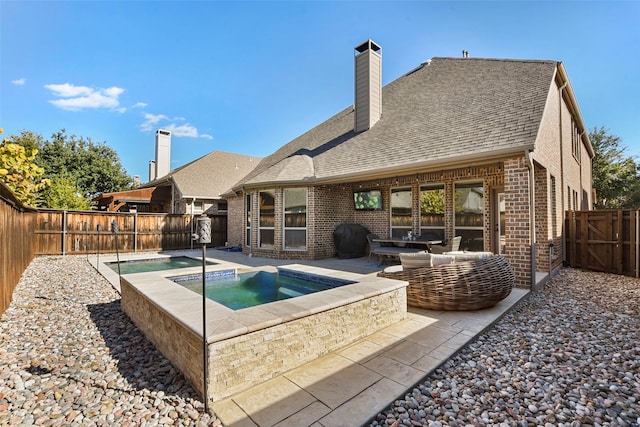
144,151 -> 260,199
234,57 -> 567,189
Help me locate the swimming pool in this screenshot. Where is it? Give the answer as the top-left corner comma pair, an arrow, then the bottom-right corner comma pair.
106,256 -> 217,274
171,269 -> 356,310
119,263 -> 408,402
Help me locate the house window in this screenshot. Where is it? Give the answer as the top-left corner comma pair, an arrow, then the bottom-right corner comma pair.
572,120 -> 581,163
193,201 -> 204,213
391,187 -> 412,239
218,201 -> 228,212
454,182 -> 484,251
419,185 -> 445,241
259,190 -> 275,248
245,194 -> 252,247
283,188 -> 307,250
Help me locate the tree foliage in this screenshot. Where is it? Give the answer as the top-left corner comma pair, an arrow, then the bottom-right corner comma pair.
590,126 -> 639,209
0,130 -> 50,207
6,129 -> 134,208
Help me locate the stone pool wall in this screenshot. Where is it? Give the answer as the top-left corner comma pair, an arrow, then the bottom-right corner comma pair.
208,286 -> 406,400
120,276 -> 407,403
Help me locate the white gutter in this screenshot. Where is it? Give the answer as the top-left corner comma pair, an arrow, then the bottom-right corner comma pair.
558,80 -> 568,273
524,149 -> 536,289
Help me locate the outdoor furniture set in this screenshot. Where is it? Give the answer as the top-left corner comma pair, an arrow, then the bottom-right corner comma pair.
377,250 -> 515,311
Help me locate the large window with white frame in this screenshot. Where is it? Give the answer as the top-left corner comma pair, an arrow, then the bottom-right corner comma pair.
454,182 -> 484,251
391,187 -> 412,239
245,194 -> 252,247
283,188 -> 307,250
419,184 -> 445,241
258,190 -> 275,248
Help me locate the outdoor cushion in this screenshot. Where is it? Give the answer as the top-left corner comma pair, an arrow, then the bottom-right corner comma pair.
399,251 -> 431,269
430,254 -> 455,266
445,251 -> 493,261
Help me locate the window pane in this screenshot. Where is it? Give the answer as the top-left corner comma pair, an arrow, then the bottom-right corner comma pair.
457,229 -> 484,252
391,188 -> 412,236
259,229 -> 274,248
284,229 -> 306,249
455,183 -> 483,227
420,185 -> 445,235
259,191 -> 275,227
284,188 -> 307,250
284,188 -> 306,227
245,194 -> 251,247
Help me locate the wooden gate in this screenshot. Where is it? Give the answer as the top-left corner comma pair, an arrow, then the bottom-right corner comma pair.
565,209 -> 638,277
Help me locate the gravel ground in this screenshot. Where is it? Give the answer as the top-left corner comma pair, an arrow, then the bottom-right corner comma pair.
370,268 -> 640,427
1,256 -> 639,427
0,256 -> 220,426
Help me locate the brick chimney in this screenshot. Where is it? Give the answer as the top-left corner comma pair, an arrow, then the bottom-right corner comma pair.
354,40 -> 382,132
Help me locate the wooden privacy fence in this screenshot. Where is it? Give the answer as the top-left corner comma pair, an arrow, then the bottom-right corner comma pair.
34,210 -> 228,255
1,185 -> 36,315
565,209 -> 639,277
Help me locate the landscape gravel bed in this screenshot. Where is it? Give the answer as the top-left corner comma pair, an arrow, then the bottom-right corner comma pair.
0,256 -> 220,426
370,268 -> 640,427
1,256 -> 639,426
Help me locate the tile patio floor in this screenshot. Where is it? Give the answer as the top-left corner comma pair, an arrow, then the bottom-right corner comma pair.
97,248 -> 530,427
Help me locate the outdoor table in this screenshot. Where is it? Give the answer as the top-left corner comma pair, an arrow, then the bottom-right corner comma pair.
372,238 -> 442,252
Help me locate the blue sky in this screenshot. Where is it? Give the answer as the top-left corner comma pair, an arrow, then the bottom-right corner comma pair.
2,1 -> 639,182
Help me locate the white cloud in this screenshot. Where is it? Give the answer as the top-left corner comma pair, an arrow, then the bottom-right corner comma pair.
140,113 -> 169,131
44,83 -> 124,111
132,102 -> 147,108
166,123 -> 199,138
12,78 -> 26,86
140,112 -> 213,140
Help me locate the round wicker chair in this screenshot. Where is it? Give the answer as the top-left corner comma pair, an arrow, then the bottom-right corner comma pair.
377,255 -> 515,311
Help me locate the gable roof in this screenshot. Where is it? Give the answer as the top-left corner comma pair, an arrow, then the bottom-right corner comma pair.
144,151 -> 260,199
234,57 -> 567,189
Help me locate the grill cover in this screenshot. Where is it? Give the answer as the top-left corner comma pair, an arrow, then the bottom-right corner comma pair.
333,223 -> 369,259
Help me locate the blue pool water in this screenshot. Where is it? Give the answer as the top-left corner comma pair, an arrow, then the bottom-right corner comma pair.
107,256 -> 217,274
171,270 -> 355,310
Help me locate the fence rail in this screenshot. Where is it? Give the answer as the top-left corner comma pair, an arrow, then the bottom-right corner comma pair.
34,210 -> 227,255
565,209 -> 638,277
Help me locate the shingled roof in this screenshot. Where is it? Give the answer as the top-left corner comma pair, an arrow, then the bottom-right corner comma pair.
234,57 -> 562,189
144,151 -> 260,199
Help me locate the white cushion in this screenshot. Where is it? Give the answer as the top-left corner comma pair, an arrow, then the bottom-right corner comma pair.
399,251 -> 431,269
429,254 -> 455,266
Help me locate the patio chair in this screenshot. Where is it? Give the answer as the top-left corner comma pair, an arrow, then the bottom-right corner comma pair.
366,233 -> 382,261
430,236 -> 461,254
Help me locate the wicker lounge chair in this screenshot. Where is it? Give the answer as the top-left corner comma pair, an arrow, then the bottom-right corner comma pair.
378,254 -> 514,311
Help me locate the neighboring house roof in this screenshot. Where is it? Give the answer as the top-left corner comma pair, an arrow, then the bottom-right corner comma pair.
234,57 -> 589,189
144,151 -> 260,199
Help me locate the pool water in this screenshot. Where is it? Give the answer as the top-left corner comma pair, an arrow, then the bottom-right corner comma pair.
107,256 -> 217,274
172,270 -> 355,310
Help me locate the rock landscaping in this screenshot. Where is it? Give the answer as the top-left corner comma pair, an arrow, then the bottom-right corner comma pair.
1,256 -> 638,426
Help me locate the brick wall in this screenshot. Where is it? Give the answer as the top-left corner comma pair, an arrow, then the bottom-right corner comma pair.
504,157 -> 533,288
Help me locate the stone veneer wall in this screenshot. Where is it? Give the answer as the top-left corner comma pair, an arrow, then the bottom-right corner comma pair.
120,280 -> 204,397
120,277 -> 407,403
208,286 -> 407,401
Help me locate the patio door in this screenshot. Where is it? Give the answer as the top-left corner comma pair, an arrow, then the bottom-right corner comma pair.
492,188 -> 506,254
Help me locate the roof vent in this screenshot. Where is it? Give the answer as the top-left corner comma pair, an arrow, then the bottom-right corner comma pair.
354,40 -> 382,132
462,50 -> 470,58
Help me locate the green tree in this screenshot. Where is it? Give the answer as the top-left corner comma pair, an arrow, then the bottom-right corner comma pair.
39,130 -> 133,199
0,135 -> 50,207
39,175 -> 93,210
7,129 -> 134,208
590,126 -> 639,209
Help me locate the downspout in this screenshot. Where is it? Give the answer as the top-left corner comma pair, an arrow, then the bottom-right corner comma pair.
524,150 -> 536,289
190,197 -> 196,250
558,80 -> 568,274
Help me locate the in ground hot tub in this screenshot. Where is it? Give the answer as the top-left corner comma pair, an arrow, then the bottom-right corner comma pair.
119,264 -> 408,404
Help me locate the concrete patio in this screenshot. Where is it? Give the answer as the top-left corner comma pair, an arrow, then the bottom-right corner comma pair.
95,248 -> 530,427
